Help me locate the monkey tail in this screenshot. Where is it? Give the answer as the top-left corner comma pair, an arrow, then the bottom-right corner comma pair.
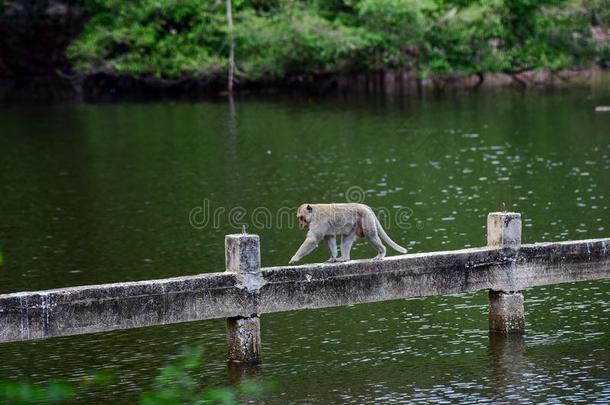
375,217 -> 407,254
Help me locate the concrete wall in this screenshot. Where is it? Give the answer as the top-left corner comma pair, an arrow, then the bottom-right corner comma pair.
0,237 -> 608,343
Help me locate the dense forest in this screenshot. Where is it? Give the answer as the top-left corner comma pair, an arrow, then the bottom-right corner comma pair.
1,0 -> 609,96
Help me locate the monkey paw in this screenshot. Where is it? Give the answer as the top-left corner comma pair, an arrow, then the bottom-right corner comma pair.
289,257 -> 299,265
326,258 -> 337,263
336,257 -> 349,262
373,255 -> 385,261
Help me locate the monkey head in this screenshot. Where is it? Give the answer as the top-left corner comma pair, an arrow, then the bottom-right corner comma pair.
296,204 -> 314,229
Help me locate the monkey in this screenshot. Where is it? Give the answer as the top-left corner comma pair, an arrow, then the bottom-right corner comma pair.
289,203 -> 407,264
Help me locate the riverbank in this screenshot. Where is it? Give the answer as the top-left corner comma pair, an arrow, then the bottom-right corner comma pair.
2,68 -> 608,102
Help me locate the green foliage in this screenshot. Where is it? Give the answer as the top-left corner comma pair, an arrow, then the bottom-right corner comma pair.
235,3 -> 373,78
0,380 -> 74,404
0,347 -> 268,404
67,0 -> 228,78
493,0 -> 596,72
419,1 -> 505,77
0,371 -> 114,404
67,0 -> 609,80
140,346 -> 270,405
357,0 -> 428,67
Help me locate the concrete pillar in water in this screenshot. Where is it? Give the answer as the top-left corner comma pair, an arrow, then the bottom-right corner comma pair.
225,233 -> 262,363
487,212 -> 524,334
488,290 -> 525,333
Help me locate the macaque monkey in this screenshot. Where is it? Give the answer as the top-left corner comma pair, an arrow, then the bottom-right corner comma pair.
289,203 -> 407,264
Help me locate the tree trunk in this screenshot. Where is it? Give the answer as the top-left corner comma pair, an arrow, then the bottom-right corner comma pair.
226,0 -> 235,94
474,72 -> 485,89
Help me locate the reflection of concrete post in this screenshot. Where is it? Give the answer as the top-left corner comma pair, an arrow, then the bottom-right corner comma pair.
487,212 -> 525,334
488,332 -> 528,398
227,360 -> 263,385
225,233 -> 262,363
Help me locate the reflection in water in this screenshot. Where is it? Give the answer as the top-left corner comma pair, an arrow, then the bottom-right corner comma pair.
488,332 -> 529,401
227,361 -> 263,386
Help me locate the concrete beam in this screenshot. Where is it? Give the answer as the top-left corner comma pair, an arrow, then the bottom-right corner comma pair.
0,272 -> 247,343
258,246 -> 510,313
0,238 -> 608,343
514,239 -> 610,289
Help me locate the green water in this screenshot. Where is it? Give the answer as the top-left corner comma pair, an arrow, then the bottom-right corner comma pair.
0,77 -> 609,402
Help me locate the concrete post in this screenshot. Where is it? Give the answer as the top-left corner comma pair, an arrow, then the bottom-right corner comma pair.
487,212 -> 524,334
225,233 -> 262,363
487,211 -> 521,250
488,290 -> 525,333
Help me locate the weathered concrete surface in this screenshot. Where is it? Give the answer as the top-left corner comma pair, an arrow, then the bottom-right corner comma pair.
225,234 -> 261,274
0,238 -> 608,343
225,233 -> 263,363
487,212 -> 521,250
226,316 -> 262,364
488,291 -> 525,333
513,239 -> 610,289
258,247 -> 511,313
0,272 -> 249,343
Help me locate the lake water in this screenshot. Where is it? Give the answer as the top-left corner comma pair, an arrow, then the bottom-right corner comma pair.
0,76 -> 609,402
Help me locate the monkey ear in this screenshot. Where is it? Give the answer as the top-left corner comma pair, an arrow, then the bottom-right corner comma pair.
306,204 -> 312,212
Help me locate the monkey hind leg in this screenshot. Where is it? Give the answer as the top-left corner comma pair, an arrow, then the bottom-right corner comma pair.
362,213 -> 386,260
368,233 -> 387,260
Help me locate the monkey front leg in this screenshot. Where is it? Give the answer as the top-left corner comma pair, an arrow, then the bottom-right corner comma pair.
290,232 -> 322,264
325,235 -> 337,262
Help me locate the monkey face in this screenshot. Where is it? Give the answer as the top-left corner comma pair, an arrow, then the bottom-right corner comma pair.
297,204 -> 313,229
298,215 -> 309,229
